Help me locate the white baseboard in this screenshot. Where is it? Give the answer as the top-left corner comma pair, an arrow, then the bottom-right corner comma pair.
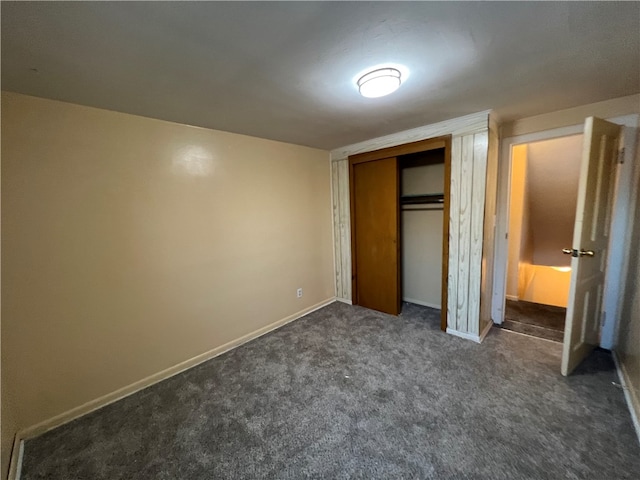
505,295 -> 519,301
402,297 -> 441,310
335,297 -> 352,305
446,327 -> 481,343
7,297 -> 336,480
613,351 -> 640,445
7,433 -> 23,480
478,320 -> 493,343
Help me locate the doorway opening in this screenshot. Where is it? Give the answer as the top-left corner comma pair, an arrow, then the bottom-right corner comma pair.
501,134 -> 583,342
493,116 -> 630,375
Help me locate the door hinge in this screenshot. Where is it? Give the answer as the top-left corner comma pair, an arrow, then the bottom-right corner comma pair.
618,147 -> 625,164
601,310 -> 606,328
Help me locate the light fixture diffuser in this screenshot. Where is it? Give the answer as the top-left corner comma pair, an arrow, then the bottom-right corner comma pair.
357,67 -> 402,98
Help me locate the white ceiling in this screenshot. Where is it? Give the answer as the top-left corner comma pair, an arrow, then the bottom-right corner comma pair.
2,2 -> 639,150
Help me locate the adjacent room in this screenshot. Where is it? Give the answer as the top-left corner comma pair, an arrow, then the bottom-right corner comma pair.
502,135 -> 584,342
2,2 -> 640,479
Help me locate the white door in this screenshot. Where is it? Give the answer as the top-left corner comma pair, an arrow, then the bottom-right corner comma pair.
561,117 -> 621,376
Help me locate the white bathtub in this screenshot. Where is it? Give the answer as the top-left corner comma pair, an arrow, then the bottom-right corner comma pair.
519,264 -> 571,308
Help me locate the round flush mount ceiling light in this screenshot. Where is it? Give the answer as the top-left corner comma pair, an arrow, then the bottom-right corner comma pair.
357,67 -> 402,98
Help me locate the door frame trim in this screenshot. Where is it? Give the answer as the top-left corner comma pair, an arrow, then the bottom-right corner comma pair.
349,137 -> 447,165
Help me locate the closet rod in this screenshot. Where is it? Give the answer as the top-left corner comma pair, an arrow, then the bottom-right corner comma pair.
400,193 -> 445,205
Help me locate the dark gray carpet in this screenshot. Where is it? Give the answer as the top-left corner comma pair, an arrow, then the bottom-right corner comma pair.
503,299 -> 566,342
21,302 -> 639,479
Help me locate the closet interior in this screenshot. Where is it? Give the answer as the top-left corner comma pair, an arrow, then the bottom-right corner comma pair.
400,148 -> 447,325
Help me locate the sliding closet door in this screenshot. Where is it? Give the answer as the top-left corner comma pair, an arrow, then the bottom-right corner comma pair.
350,157 -> 400,315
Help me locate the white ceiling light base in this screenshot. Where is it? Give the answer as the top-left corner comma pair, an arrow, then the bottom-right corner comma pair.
357,68 -> 402,98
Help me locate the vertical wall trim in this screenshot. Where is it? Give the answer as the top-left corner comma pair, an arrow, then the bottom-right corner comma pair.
448,131 -> 490,335
331,161 -> 342,298
331,160 -> 351,301
340,160 -> 352,301
457,135 -> 474,333
469,132 -> 489,336
330,157 -> 338,299
448,136 -> 462,330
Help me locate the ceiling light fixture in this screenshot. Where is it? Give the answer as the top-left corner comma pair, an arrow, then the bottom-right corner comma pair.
357,67 -> 402,98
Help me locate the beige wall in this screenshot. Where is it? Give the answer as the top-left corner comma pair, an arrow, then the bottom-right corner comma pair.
1,92 -> 334,476
526,135 -> 583,267
506,144 -> 531,299
501,94 -> 640,138
617,132 -> 640,433
401,163 -> 444,308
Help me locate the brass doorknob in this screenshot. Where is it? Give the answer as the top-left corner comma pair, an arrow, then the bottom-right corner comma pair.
562,248 -> 595,257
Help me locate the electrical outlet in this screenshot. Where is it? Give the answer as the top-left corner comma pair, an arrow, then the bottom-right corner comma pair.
296,288 -> 303,298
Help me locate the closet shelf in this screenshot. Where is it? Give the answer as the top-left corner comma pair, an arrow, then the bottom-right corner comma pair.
400,193 -> 445,205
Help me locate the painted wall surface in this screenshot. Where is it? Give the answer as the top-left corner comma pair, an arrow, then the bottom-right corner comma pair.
402,163 -> 444,196
501,94 -> 640,138
401,164 -> 444,308
506,145 -> 531,299
526,135 -> 583,267
616,135 -> 640,434
1,92 -> 334,474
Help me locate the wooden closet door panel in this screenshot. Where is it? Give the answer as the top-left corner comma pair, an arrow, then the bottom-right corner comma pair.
352,157 -> 400,315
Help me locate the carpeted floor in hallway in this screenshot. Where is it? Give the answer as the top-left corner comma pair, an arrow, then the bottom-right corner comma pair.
21,302 -> 640,479
503,299 -> 566,342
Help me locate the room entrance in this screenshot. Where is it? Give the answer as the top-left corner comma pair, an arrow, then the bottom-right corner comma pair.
502,134 -> 583,342
493,117 -> 623,375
